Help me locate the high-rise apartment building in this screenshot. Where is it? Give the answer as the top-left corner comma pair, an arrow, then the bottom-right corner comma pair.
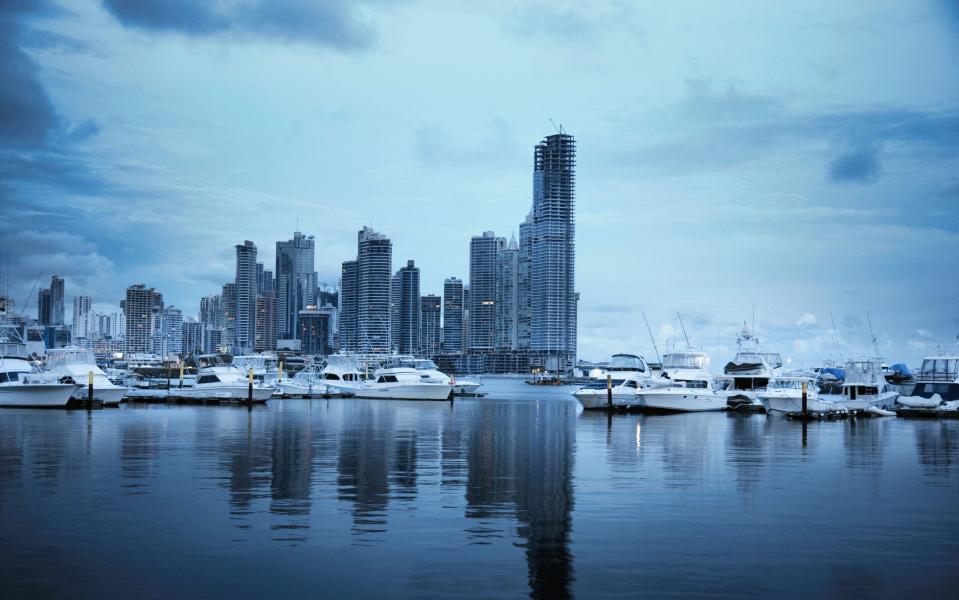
299,307 -> 334,356
396,260 -> 420,355
157,306 -> 183,355
516,212 -> 533,349
37,288 -> 52,325
275,231 -> 316,340
50,275 -> 64,325
234,241 -> 258,354
124,284 -> 163,353
199,294 -> 222,329
356,227 -> 392,353
338,260 -> 358,352
182,319 -> 204,355
495,238 -> 519,350
72,295 -> 92,340
530,133 -> 577,366
221,283 -> 236,349
420,294 -> 441,357
255,292 -> 277,352
442,277 -> 464,353
469,231 -> 505,350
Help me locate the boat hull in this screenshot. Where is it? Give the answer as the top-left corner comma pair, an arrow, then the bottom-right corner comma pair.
125,386 -> 273,402
452,382 -> 481,394
573,389 -> 641,410
761,390 -> 897,414
70,385 -> 126,406
279,382 -> 330,396
329,383 -> 453,401
0,384 -> 80,408
638,389 -> 726,412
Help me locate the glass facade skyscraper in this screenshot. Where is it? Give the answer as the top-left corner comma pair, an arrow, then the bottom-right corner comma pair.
275,231 -> 316,340
442,277 -> 464,354
469,231 -> 505,350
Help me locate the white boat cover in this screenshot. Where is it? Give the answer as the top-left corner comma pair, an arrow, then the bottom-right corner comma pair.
897,394 -> 943,409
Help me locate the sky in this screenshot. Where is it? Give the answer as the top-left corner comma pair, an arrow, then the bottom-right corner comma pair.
1,0 -> 958,367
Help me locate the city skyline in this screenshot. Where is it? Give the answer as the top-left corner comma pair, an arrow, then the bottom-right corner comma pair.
1,1 -> 958,365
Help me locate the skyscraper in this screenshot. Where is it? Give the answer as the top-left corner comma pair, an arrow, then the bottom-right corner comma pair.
157,305 -> 183,355
37,288 -> 52,325
255,292 -> 277,352
234,240 -> 258,354
299,307 -> 334,356
516,212 -> 533,350
221,283 -> 236,349
182,319 -> 205,355
530,133 -> 576,367
275,231 -> 316,340
396,260 -> 420,355
72,295 -> 92,340
356,227 -> 392,353
495,237 -> 519,350
469,231 -> 505,350
199,294 -> 222,329
339,260 -> 358,352
420,294 -> 442,357
442,277 -> 464,353
124,284 -> 163,353
50,275 -> 64,325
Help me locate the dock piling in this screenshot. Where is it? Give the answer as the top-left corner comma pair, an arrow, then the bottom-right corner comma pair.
606,374 -> 612,409
87,370 -> 94,410
247,368 -> 253,410
801,381 -> 808,418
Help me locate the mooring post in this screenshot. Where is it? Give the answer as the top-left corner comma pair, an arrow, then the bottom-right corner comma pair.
278,360 -> 284,383
801,381 -> 808,419
607,373 -> 613,409
247,367 -> 254,409
178,361 -> 184,389
87,370 -> 94,410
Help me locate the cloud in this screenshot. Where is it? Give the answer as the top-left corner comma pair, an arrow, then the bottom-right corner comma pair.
414,118 -> 523,168
615,78 -> 959,184
796,313 -> 818,326
101,0 -> 375,50
828,141 -> 881,183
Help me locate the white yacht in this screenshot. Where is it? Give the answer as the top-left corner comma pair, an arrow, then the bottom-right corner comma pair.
572,354 -> 650,410
322,355 -> 453,401
826,358 -> 898,410
758,376 -> 824,414
0,342 -> 79,408
45,346 -> 126,406
721,325 -> 782,410
637,351 -> 726,412
394,357 -> 481,395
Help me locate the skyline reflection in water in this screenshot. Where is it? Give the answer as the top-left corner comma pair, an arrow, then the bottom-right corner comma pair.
1,378 -> 958,599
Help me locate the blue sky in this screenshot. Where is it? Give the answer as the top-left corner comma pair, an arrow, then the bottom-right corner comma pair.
1,0 -> 957,366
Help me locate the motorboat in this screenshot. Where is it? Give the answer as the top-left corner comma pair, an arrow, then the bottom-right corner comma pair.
572,353 -> 650,410
827,358 -> 899,410
758,376 -> 823,414
895,355 -> 959,408
394,357 -> 481,395
0,341 -> 79,408
573,374 -> 644,409
636,351 -> 726,412
322,355 -> 453,400
277,363 -> 330,397
44,346 -> 126,406
720,325 -> 782,410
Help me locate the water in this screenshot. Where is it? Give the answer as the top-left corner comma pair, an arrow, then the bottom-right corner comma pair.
1,378 -> 957,599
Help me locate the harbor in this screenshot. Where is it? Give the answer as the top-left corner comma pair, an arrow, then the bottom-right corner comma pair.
1,377 -> 958,598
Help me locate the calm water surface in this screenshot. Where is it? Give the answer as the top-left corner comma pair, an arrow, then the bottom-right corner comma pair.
1,378 -> 958,598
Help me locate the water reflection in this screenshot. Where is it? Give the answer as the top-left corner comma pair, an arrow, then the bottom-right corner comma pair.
914,420 -> 959,481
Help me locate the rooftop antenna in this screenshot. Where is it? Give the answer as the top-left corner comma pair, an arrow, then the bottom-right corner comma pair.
676,311 -> 692,350
641,310 -> 662,365
866,311 -> 879,357
830,312 -> 843,363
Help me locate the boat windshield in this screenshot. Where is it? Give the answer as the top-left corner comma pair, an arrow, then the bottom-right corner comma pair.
844,360 -> 883,384
609,354 -> 645,372
663,353 -> 708,370
920,358 -> 958,381
47,348 -> 96,365
770,379 -> 807,390
413,359 -> 439,370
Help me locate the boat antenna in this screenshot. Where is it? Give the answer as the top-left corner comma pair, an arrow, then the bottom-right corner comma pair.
676,311 -> 692,350
830,312 -> 843,363
866,311 -> 879,357
641,309 -> 662,365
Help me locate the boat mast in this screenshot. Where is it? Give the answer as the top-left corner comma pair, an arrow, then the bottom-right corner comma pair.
866,311 -> 879,358
641,310 -> 662,365
676,311 -> 692,350
830,312 -> 843,364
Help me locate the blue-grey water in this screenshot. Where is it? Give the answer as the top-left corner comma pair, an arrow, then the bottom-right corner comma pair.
1,378 -> 957,599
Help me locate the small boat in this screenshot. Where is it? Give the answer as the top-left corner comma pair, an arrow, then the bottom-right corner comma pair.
572,354 -> 650,410
277,364 -> 330,397
637,351 -> 726,412
322,355 -> 453,400
44,346 -> 127,406
895,355 -> 959,408
411,358 -> 481,395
